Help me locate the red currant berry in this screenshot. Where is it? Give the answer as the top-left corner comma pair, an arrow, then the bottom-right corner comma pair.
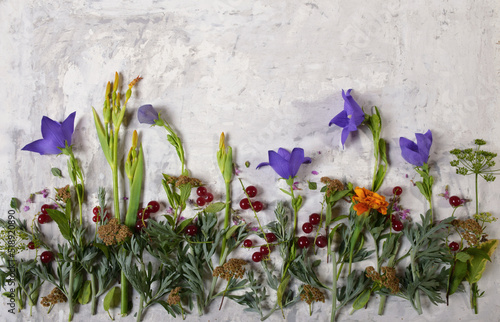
27,241 -> 36,249
137,210 -> 150,220
147,201 -> 160,213
449,241 -> 460,252
297,236 -> 310,249
92,215 -> 99,223
392,220 -> 404,232
41,204 -> 52,214
38,214 -> 51,224
253,201 -> 263,212
246,186 -> 258,198
315,236 -> 327,248
92,206 -> 100,216
185,224 -> 199,236
309,213 -> 320,225
393,186 -> 403,196
260,245 -> 271,255
196,197 -> 206,207
449,196 -> 462,208
40,251 -> 54,264
239,198 -> 250,210
135,220 -> 147,232
302,222 -> 313,234
203,193 -> 214,203
197,187 -> 207,196
137,208 -> 145,217
265,233 -> 277,243
252,252 -> 263,262
243,239 -> 253,248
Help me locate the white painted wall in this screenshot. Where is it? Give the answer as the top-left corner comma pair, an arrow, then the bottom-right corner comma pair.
1,1 -> 499,321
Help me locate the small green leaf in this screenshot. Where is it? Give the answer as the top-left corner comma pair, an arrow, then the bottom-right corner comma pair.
351,289 -> 371,312
103,286 -> 121,312
448,260 -> 467,295
312,259 -> 321,268
308,181 -> 317,190
245,161 -> 250,168
204,202 -> 226,213
456,251 -> 472,262
77,280 -> 92,304
277,274 -> 291,310
46,208 -> 71,241
279,188 -> 292,196
225,224 -> 243,239
10,198 -> 20,212
176,217 -> 194,233
51,167 -> 63,178
466,239 -> 498,284
93,243 -> 110,259
125,145 -> 144,228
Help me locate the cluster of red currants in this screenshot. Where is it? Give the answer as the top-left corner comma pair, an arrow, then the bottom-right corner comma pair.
92,206 -> 112,223
391,186 -> 404,232
27,239 -> 55,264
196,187 -> 214,207
136,201 -> 160,232
244,232 -> 277,262
239,186 -> 264,212
298,213 -> 327,249
37,204 -> 55,224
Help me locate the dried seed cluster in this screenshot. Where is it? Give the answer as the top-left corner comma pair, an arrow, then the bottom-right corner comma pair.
366,266 -> 400,294
300,284 -> 325,304
321,177 -> 345,197
40,287 -> 67,307
452,219 -> 484,246
97,218 -> 133,246
55,185 -> 71,202
213,258 -> 247,281
164,175 -> 202,188
167,287 -> 182,306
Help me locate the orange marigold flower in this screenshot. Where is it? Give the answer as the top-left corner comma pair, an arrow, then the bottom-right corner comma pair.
352,187 -> 389,215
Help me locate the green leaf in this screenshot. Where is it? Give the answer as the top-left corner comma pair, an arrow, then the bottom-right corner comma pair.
51,167 -> 63,178
164,215 -> 175,227
77,280 -> 92,304
466,239 -> 498,284
279,188 -> 292,196
103,286 -> 121,312
456,251 -> 472,262
308,181 -> 317,190
176,217 -> 194,234
312,259 -> 321,268
125,145 -> 144,228
448,260 -> 467,295
351,289 -> 371,312
277,274 -> 291,310
204,202 -> 226,213
93,243 -> 110,259
46,208 -> 71,241
10,198 -> 20,212
225,223 -> 243,239
245,161 -> 250,168
464,247 -> 491,263
92,107 -> 112,165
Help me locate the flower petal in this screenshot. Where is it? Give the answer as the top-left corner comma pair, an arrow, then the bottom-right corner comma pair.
268,150 -> 291,179
41,116 -> 66,149
399,137 -> 424,166
256,162 -> 270,169
22,139 -> 61,155
61,112 -> 76,146
329,110 -> 349,127
340,127 -> 350,147
302,157 -> 312,164
277,148 -> 291,161
288,148 -> 305,178
138,104 -> 159,124
342,89 -> 362,116
415,130 -> 432,163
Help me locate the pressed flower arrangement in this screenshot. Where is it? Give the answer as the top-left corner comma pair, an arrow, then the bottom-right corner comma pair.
1,74 -> 498,322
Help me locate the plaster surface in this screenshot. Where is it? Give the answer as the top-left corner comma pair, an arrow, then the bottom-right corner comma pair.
1,1 -> 499,321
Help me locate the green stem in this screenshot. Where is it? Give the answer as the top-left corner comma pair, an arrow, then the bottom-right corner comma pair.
471,282 -> 478,314
219,181 -> 231,265
136,294 -> 144,322
348,227 -> 361,274
330,252 -> 338,322
90,272 -> 97,315
112,130 -> 120,220
410,250 -> 422,315
475,173 -> 479,216
120,272 -> 129,316
68,264 -> 75,321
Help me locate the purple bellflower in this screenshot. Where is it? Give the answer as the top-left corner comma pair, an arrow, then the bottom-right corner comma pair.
399,130 -> 433,166
256,148 -> 311,179
138,104 -> 160,125
22,112 -> 76,155
329,89 -> 365,147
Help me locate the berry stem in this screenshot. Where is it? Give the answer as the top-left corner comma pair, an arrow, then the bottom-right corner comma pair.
219,181 -> 232,265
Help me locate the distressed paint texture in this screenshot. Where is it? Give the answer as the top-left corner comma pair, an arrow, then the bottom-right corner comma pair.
1,0 -> 499,321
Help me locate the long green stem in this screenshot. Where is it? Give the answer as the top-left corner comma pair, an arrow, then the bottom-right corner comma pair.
90,272 -> 97,315
68,263 -> 75,321
410,250 -> 422,315
475,173 -> 479,216
136,294 -> 144,322
121,272 -> 129,316
112,131 -> 120,220
219,182 -> 231,265
330,252 -> 338,322
471,282 -> 478,314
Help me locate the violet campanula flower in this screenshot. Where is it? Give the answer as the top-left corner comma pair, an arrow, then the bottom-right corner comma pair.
137,104 -> 160,125
399,130 -> 433,166
329,89 -> 365,147
22,112 -> 76,155
256,148 -> 311,179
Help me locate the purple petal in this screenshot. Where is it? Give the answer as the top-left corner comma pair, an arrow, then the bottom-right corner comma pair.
342,89 -> 362,115
268,150 -> 291,179
311,171 -> 319,175
340,128 -> 350,147
288,148 -> 305,178
22,139 -> 61,155
41,116 -> 66,149
61,112 -> 76,146
416,130 -> 432,161
138,104 -> 159,125
277,148 -> 291,161
303,157 -> 312,164
256,162 -> 270,169
399,137 -> 424,166
329,110 -> 349,127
